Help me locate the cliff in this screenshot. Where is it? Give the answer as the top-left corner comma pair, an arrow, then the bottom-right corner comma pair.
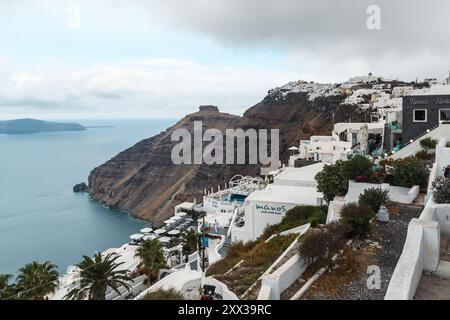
88,84 -> 365,222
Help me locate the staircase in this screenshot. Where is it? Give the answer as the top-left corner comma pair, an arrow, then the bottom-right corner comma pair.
383,124 -> 392,153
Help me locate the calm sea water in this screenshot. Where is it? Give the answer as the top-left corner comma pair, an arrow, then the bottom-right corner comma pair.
0,119 -> 175,275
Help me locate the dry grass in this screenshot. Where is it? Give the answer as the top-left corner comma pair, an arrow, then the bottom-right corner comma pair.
302,245 -> 377,299
214,234 -> 297,297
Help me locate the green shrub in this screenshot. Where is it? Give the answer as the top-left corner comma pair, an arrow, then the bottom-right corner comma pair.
391,157 -> 430,188
341,203 -> 374,239
415,150 -> 432,161
141,288 -> 184,300
315,161 -> 348,203
420,137 -> 438,152
432,177 -> 450,204
341,155 -> 372,180
359,188 -> 390,212
315,156 -> 372,203
259,206 -> 327,240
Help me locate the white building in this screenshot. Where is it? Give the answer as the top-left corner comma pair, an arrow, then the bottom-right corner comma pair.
296,136 -> 351,163
231,165 -> 324,243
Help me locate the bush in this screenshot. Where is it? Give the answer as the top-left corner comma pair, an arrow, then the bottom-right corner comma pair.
341,203 -> 374,239
415,150 -> 433,161
420,137 -> 438,152
141,288 -> 184,300
315,156 -> 372,203
359,188 -> 390,212
341,155 -> 372,181
299,222 -> 346,262
391,157 -> 430,188
299,229 -> 331,263
315,161 -> 348,203
432,177 -> 450,204
259,206 -> 328,240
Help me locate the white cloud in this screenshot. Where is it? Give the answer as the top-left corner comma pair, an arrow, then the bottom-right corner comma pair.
0,58 -> 297,119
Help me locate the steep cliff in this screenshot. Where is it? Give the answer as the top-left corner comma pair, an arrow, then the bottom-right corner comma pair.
88,85 -> 364,222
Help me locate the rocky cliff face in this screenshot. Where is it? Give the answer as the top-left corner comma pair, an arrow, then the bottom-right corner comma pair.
88,85 -> 364,222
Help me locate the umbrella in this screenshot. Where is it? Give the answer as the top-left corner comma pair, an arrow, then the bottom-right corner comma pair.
158,236 -> 171,243
154,228 -> 167,235
168,230 -> 181,236
172,216 -> 182,221
143,234 -> 157,241
176,212 -> 188,217
140,227 -> 153,234
129,234 -> 144,241
288,146 -> 299,151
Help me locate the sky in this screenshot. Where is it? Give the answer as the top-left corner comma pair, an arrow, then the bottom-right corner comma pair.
1,0 -> 450,120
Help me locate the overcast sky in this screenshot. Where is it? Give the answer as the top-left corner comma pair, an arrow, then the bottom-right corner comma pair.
1,0 -> 449,119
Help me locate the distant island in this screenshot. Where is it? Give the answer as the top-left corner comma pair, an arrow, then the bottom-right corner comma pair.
0,119 -> 86,134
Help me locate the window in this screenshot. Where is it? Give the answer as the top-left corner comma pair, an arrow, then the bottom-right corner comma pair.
413,109 -> 427,122
440,109 -> 450,123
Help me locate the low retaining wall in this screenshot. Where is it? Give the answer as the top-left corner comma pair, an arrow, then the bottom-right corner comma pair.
258,254 -> 309,300
346,181 -> 419,205
385,200 -> 448,300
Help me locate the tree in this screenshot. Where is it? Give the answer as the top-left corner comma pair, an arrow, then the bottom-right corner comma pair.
359,187 -> 390,212
391,157 -> 430,188
315,161 -> 348,203
16,261 -> 58,300
182,230 -> 198,255
0,274 -> 16,300
420,137 -> 438,153
135,239 -> 166,284
65,253 -> 132,300
341,155 -> 372,180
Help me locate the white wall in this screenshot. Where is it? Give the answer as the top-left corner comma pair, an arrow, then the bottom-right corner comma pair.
259,254 -> 310,300
385,198 -> 448,300
346,181 -> 419,205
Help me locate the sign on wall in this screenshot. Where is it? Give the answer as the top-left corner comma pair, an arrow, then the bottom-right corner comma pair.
255,203 -> 288,215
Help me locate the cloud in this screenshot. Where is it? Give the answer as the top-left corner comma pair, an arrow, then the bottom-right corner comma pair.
139,0 -> 450,80
0,58 -> 297,119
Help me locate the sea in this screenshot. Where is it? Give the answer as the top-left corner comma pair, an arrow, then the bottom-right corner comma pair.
0,119 -> 175,276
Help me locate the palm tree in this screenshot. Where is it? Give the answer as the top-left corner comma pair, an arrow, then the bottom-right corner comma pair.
0,274 -> 16,300
135,239 -> 166,284
16,261 -> 58,300
65,252 -> 132,300
182,230 -> 198,255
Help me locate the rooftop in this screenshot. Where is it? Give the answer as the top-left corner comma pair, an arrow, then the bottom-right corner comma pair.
273,163 -> 325,188
246,184 -> 323,206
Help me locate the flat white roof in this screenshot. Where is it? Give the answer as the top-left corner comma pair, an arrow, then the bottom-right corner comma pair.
175,202 -> 195,210
246,184 -> 323,205
273,163 -> 324,186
